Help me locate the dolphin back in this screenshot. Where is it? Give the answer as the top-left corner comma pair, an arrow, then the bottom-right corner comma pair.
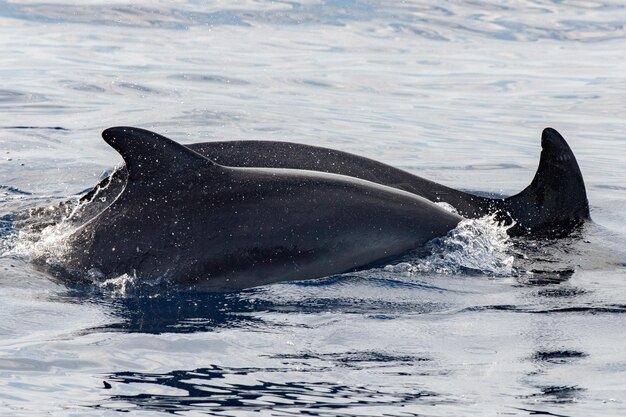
79,127 -> 590,238
63,126 -> 462,289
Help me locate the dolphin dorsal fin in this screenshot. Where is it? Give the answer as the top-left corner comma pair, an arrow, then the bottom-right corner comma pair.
102,126 -> 218,182
527,127 -> 588,211
504,127 -> 589,235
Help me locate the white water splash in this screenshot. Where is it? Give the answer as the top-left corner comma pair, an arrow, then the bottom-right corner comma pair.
92,269 -> 170,298
0,170 -> 122,263
385,214 -> 515,276
0,203 -> 78,264
95,271 -> 139,297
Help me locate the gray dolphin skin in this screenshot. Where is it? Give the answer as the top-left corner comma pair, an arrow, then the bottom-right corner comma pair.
64,127 -> 462,290
86,127 -> 589,237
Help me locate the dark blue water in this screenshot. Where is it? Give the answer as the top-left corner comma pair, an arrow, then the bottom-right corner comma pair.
1,1 -> 625,415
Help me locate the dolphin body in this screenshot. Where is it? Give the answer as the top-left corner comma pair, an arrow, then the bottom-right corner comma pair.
63,127 -> 462,290
85,127 -> 589,237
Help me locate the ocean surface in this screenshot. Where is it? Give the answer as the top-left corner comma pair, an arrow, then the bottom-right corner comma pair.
1,1 -> 625,415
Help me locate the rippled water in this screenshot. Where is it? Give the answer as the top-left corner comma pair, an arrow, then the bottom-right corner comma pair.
1,1 -> 626,416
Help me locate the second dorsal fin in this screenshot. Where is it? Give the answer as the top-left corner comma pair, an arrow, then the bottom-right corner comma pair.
102,126 -> 218,182
503,127 -> 589,235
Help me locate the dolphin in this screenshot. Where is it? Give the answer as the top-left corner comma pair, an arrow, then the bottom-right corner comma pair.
61,127 -> 462,290
83,127 -> 589,236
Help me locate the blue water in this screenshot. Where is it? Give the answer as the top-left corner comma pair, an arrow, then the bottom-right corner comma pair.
1,1 -> 626,415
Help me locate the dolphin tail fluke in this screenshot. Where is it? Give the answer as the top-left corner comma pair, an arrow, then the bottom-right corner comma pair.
502,127 -> 590,236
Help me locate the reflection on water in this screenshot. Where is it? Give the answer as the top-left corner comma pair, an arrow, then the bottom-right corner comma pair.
532,350 -> 588,365
97,364 -> 436,415
73,276 -> 605,415
61,275 -> 459,334
86,291 -> 267,334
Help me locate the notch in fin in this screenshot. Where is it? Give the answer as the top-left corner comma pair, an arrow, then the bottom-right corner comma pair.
504,127 -> 590,235
102,127 -> 218,182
